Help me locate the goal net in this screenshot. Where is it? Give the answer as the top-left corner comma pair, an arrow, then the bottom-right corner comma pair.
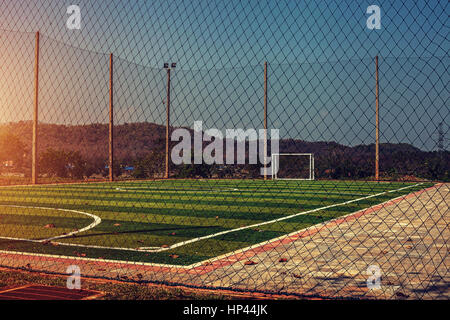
272,153 -> 315,180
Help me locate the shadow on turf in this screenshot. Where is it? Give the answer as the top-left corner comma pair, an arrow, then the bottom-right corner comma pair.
34,225 -> 217,241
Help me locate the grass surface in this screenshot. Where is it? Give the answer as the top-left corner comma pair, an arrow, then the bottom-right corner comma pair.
0,179 -> 432,265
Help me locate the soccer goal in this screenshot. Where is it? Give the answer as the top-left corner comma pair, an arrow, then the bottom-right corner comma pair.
272,153 -> 315,180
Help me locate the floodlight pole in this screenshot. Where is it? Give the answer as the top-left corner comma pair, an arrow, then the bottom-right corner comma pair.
264,62 -> 268,180
375,56 -> 380,181
109,53 -> 114,182
312,155 -> 315,180
32,31 -> 39,185
164,63 -> 175,179
165,68 -> 170,179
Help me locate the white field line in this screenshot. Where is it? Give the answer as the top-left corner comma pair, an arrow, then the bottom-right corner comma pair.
1,180 -> 388,197
137,182 -> 422,252
115,187 -> 240,192
0,205 -> 101,242
7,182 -> 420,253
0,182 -> 428,270
186,182 -> 427,268
114,186 -> 368,197
0,183 -> 422,254
0,249 -> 190,269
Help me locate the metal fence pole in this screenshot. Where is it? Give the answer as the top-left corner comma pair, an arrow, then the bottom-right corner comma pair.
109,53 -> 114,182
375,55 -> 380,181
32,31 -> 39,185
165,68 -> 171,179
264,62 -> 268,180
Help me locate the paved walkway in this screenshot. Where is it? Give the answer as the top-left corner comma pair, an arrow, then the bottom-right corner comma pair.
195,183 -> 449,299
0,183 -> 448,299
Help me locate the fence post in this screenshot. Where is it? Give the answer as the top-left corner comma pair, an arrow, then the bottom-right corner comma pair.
109,53 -> 114,182
32,31 -> 39,185
264,62 -> 268,180
375,56 -> 380,181
165,68 -> 171,179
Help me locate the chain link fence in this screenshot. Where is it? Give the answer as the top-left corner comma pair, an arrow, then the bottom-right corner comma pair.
0,1 -> 448,299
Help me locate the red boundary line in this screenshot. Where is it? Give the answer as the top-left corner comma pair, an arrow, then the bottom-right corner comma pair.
0,183 -> 442,276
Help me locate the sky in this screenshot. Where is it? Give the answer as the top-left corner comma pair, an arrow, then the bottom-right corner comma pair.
0,0 -> 448,151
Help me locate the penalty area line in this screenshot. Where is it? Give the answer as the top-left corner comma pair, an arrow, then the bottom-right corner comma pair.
0,204 -> 101,242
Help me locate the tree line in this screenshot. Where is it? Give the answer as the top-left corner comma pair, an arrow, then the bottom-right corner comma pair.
0,122 -> 448,181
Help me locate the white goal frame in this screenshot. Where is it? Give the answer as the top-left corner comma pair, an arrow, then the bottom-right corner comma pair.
271,153 -> 315,180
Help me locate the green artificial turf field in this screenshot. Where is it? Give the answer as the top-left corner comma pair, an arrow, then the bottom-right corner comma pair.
0,179 -> 432,266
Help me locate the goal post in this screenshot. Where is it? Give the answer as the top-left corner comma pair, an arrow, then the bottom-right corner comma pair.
271,153 -> 315,180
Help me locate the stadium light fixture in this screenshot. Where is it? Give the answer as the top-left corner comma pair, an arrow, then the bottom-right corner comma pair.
163,62 -> 176,69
